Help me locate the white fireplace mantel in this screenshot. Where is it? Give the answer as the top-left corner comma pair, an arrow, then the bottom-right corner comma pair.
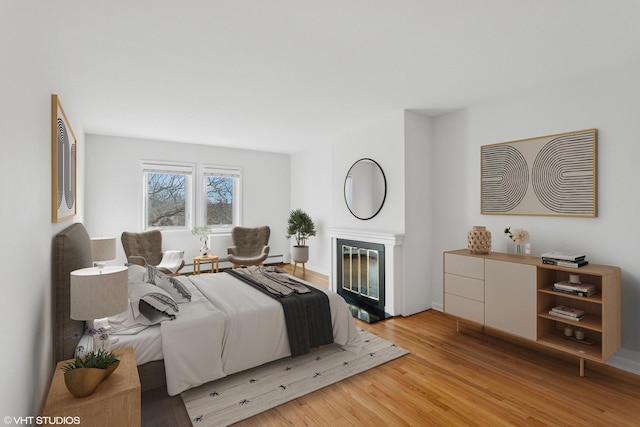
328,228 -> 405,316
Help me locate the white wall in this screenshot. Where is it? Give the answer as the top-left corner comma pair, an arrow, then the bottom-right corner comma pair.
290,146 -> 333,275
84,135 -> 290,268
0,2 -> 87,418
430,61 -> 640,369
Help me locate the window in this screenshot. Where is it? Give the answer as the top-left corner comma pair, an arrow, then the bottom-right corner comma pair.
203,166 -> 241,229
142,162 -> 193,230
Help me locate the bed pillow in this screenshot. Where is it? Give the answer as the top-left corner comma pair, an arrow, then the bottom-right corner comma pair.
128,280 -> 179,325
145,264 -> 192,303
127,263 -> 147,282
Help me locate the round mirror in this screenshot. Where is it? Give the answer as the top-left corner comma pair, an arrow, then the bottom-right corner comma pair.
344,158 -> 387,220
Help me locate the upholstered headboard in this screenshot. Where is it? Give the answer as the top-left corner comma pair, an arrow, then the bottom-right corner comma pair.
53,222 -> 93,362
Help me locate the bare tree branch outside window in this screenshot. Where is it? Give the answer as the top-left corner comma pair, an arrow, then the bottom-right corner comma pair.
146,173 -> 186,227
206,176 -> 233,226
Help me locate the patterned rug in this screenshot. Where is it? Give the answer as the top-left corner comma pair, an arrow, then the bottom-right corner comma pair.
181,329 -> 408,426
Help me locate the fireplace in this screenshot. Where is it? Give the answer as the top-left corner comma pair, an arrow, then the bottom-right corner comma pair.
336,238 -> 391,323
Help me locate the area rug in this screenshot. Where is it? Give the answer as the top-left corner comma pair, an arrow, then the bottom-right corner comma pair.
181,328 -> 408,426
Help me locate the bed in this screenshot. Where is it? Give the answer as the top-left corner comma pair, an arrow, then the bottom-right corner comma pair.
53,223 -> 362,395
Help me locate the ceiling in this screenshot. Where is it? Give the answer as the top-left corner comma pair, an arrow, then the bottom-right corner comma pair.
54,1 -> 640,154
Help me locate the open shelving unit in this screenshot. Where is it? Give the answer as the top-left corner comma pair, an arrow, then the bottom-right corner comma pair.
536,263 -> 621,376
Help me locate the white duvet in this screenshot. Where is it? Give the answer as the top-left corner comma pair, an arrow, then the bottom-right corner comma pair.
160,272 -> 362,395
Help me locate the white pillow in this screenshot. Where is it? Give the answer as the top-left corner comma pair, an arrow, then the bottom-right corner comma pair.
128,281 -> 179,325
145,265 -> 192,303
127,264 -> 147,282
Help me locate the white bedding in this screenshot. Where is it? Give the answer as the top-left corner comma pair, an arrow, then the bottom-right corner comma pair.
111,271 -> 362,395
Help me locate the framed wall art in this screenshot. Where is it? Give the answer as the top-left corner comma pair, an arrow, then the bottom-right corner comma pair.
481,129 -> 596,217
51,94 -> 77,222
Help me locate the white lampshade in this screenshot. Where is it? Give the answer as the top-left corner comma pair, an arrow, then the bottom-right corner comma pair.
70,266 -> 128,320
90,237 -> 117,262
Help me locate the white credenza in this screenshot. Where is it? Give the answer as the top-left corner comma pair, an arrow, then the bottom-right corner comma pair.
443,249 -> 621,376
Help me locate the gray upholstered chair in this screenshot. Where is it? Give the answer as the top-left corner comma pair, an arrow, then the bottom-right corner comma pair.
121,230 -> 185,275
227,226 -> 271,268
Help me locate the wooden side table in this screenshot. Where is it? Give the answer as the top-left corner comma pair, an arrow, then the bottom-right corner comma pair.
41,347 -> 141,427
293,261 -> 306,276
193,254 -> 219,274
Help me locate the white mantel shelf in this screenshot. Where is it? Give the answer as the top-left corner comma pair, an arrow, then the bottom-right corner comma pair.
328,228 -> 405,316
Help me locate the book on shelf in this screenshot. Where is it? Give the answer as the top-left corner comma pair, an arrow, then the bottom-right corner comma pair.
542,258 -> 589,268
540,251 -> 586,262
553,281 -> 597,296
551,305 -> 585,317
548,310 -> 585,321
552,286 -> 597,297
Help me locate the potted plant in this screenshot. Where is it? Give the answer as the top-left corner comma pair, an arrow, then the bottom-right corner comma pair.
61,349 -> 120,398
286,208 -> 316,263
192,226 -> 212,256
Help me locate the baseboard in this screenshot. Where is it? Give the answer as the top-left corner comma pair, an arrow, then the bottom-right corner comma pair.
607,349 -> 640,375
431,302 -> 444,312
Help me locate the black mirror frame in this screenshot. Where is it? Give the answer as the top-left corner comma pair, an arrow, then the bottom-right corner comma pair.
344,158 -> 387,220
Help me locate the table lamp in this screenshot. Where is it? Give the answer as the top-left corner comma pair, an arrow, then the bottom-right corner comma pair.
70,265 -> 128,351
90,237 -> 117,269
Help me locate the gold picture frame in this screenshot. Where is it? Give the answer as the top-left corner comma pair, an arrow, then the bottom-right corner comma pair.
51,94 -> 77,222
481,129 -> 596,217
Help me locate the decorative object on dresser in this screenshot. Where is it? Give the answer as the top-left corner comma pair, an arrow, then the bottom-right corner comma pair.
51,94 -> 77,223
70,265 -> 128,351
192,226 -> 212,256
541,251 -> 589,268
227,225 -> 271,268
443,249 -> 621,376
467,225 -> 491,254
481,129 -> 596,217
503,226 -> 529,255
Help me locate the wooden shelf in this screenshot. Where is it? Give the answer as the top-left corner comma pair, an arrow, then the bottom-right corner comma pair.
537,312 -> 602,332
537,331 -> 602,362
537,286 -> 602,304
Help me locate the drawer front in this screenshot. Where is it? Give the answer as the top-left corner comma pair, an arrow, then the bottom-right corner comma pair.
444,273 -> 484,301
444,253 -> 484,280
445,293 -> 484,324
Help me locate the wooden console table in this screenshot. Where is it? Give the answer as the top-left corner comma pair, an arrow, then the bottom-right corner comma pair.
443,249 -> 621,376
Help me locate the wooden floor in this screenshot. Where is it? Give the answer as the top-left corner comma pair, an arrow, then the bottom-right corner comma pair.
141,265 -> 640,426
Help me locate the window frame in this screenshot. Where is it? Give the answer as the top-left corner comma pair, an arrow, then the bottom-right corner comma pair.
200,165 -> 242,232
140,160 -> 195,231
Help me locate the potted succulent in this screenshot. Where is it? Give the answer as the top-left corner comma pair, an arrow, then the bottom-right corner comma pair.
61,349 -> 120,398
286,208 -> 317,263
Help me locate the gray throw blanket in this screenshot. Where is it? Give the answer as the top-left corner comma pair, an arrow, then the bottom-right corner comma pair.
225,266 -> 334,356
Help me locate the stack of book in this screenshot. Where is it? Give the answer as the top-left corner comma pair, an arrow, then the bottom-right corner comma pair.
549,305 -> 585,321
552,280 -> 597,297
541,251 -> 589,268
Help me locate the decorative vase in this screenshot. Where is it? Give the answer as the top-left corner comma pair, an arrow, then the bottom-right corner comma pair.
515,243 -> 524,255
199,236 -> 209,256
103,360 -> 120,380
64,368 -> 107,398
467,226 -> 491,254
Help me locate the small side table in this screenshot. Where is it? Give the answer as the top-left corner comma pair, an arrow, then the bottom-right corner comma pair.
42,347 -> 140,427
193,255 -> 219,274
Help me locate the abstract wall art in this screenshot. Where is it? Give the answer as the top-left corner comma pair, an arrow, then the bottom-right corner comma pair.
481,129 -> 596,217
51,94 -> 77,222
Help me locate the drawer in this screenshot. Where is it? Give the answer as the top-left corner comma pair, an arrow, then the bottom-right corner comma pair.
444,273 -> 484,301
444,253 -> 484,280
444,293 -> 484,324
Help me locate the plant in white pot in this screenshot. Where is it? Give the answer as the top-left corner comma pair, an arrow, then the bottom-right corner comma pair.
286,208 -> 316,263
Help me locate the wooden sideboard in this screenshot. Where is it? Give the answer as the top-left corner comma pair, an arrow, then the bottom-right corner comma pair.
443,249 -> 621,376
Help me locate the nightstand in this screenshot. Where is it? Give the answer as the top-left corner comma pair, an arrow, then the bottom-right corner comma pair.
42,347 -> 141,427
